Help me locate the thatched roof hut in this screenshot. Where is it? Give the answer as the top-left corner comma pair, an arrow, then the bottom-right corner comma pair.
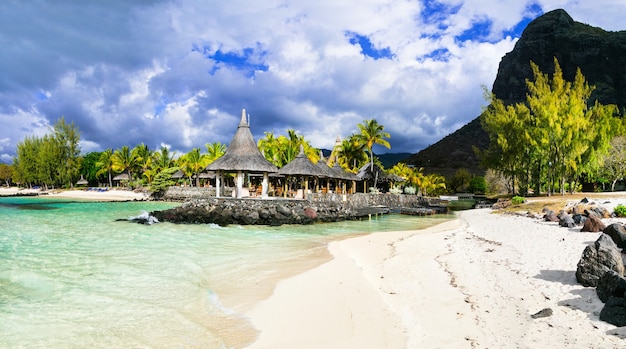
113,172 -> 130,181
171,169 -> 185,179
206,109 -> 278,198
279,146 -> 328,177
76,175 -> 88,186
206,109 -> 278,174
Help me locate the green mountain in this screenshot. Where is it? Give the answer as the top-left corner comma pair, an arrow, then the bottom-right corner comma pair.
405,9 -> 626,178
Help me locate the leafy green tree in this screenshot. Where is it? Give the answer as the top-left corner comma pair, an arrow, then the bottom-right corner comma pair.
152,146 -> 175,173
258,129 -> 318,167
132,143 -> 153,182
335,135 -> 367,173
96,149 -> 114,187
150,167 -> 180,194
180,148 -> 208,186
468,176 -> 487,194
0,163 -> 13,187
79,151 -> 103,186
600,136 -> 626,191
356,119 -> 390,188
112,145 -> 134,179
481,58 -> 621,196
205,142 -> 226,164
449,168 -> 472,193
53,117 -> 81,188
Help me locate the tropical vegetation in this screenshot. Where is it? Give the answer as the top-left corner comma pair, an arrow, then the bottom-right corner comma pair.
6,115 -> 451,196
480,58 -> 623,196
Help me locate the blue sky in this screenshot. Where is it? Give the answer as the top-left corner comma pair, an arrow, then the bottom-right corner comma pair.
0,0 -> 625,163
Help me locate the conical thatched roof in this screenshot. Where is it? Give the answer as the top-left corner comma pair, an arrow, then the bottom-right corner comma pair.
206,109 -> 278,173
315,152 -> 336,178
76,175 -> 88,186
332,162 -> 360,181
171,169 -> 185,179
279,146 -> 328,177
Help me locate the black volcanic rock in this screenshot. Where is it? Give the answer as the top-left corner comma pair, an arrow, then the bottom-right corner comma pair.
406,9 -> 626,178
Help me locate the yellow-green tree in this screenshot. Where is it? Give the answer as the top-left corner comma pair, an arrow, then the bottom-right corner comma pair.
481,58 -> 621,196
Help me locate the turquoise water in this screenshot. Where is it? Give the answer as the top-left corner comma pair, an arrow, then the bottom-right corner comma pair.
0,197 -> 453,348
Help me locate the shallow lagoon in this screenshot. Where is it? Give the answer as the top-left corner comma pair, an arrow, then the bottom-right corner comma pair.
0,197 -> 452,348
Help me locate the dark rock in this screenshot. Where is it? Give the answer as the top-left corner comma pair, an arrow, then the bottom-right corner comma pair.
544,210 -> 559,222
559,214 -> 576,228
580,197 -> 589,204
581,216 -> 606,233
597,270 -> 626,303
572,214 -> 586,225
531,308 -> 553,319
600,297 -> 626,327
604,223 -> 626,249
576,234 -> 625,287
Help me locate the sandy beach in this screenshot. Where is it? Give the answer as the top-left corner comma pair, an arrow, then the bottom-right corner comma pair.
246,199 -> 626,348
0,187 -> 149,201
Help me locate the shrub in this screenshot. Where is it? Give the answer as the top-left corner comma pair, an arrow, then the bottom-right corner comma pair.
389,186 -> 403,194
468,176 -> 487,194
614,204 -> 626,217
511,196 -> 525,205
404,186 -> 417,195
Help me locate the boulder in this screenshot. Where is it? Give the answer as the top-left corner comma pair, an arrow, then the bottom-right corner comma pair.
543,210 -> 559,222
600,297 -> 626,327
576,234 -> 625,287
572,214 -> 586,225
604,223 -> 626,249
303,207 -> 317,219
597,270 -> 626,303
581,216 -> 606,232
559,214 -> 576,228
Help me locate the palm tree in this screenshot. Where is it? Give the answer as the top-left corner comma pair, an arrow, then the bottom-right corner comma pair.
421,173 -> 446,196
96,148 -> 114,187
258,131 -> 280,165
132,143 -> 153,182
181,148 -> 208,186
205,142 -> 226,164
356,119 -> 390,187
111,145 -> 135,180
336,135 -> 367,172
152,146 -> 175,173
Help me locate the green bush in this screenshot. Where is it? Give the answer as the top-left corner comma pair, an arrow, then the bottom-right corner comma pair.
468,176 -> 487,194
614,204 -> 626,217
511,196 -> 525,205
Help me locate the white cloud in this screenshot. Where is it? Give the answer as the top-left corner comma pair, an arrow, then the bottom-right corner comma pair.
0,0 -> 624,160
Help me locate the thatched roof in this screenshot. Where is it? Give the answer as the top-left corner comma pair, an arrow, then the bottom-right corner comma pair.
315,152 -> 336,178
194,171 -> 216,179
113,172 -> 130,181
331,162 -> 360,181
357,163 -> 386,181
279,146 -> 328,177
76,175 -> 88,186
171,169 -> 185,179
206,109 -> 278,173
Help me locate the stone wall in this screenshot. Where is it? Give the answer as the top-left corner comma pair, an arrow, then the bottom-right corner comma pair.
153,187 -> 446,226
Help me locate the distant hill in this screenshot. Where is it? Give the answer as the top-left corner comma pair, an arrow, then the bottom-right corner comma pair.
377,152 -> 412,168
405,9 -> 626,178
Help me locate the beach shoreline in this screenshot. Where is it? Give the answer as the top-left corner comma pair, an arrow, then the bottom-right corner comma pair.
245,199 -> 626,348
0,187 -> 149,202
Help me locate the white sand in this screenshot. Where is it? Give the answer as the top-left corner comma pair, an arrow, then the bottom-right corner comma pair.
0,187 -> 148,201
246,207 -> 626,348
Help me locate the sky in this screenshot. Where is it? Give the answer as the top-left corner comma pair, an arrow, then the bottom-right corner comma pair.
1,0 -> 626,163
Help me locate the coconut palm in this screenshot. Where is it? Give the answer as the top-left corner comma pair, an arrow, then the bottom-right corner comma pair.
111,145 -> 135,180
152,146 -> 175,173
132,143 -> 153,182
181,148 -> 208,186
336,135 -> 368,172
356,119 -> 390,187
205,142 -> 226,164
421,173 -> 446,196
96,148 -> 114,187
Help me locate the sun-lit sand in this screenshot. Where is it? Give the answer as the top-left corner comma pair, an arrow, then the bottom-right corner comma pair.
0,187 -> 148,201
246,196 -> 626,349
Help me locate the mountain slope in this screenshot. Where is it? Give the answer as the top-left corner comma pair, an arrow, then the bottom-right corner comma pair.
405,9 -> 626,178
